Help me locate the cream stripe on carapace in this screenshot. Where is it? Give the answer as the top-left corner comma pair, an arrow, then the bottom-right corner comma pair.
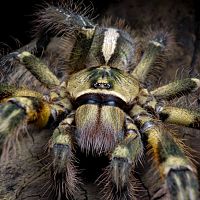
102,28 -> 120,63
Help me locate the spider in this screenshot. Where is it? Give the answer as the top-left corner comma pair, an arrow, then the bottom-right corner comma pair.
0,2 -> 200,200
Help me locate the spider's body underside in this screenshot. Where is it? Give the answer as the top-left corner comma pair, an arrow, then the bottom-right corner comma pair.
0,3 -> 200,200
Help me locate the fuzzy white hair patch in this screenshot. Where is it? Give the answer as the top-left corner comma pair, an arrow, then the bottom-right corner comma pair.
102,28 -> 120,63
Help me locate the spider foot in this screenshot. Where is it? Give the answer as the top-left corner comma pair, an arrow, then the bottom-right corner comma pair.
111,157 -> 131,191
52,144 -> 71,173
49,144 -> 78,200
166,167 -> 199,200
100,157 -> 135,200
0,102 -> 26,157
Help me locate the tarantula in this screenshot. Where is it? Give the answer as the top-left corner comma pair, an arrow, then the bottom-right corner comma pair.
0,2 -> 200,200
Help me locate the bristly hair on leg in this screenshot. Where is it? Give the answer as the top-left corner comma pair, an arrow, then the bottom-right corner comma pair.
132,26 -> 176,89
0,102 -> 28,161
0,122 -> 28,162
146,28 -> 175,87
97,165 -> 138,200
30,0 -> 96,76
49,161 -> 79,200
32,0 -> 95,39
47,143 -> 80,200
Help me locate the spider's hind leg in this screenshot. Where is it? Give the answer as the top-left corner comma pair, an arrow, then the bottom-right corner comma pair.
34,5 -> 96,72
100,115 -> 143,200
131,31 -> 171,85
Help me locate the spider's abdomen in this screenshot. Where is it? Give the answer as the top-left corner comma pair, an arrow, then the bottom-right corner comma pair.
86,27 -> 136,71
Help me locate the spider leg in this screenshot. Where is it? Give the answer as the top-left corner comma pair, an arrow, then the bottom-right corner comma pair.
131,105 -> 199,200
150,78 -> 200,100
35,5 -> 96,71
0,50 -> 74,161
0,51 -> 61,88
137,86 -> 200,129
3,50 -> 73,112
0,84 -> 43,101
49,111 -> 78,199
101,115 -> 143,200
0,50 -> 72,110
0,82 -> 72,121
0,96 -> 51,156
131,32 -> 168,84
18,51 -> 61,88
0,81 -> 72,155
157,105 -> 200,129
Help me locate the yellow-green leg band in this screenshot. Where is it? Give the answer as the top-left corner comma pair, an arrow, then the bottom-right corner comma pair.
158,106 -> 200,129
18,51 -> 60,88
151,78 -> 200,100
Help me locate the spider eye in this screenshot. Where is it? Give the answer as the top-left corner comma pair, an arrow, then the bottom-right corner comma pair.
93,82 -> 111,89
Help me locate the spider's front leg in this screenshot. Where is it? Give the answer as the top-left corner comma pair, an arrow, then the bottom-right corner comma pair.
131,105 -> 199,200
48,111 -> 78,200
0,95 -> 51,158
0,51 -> 72,158
100,115 -> 143,200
